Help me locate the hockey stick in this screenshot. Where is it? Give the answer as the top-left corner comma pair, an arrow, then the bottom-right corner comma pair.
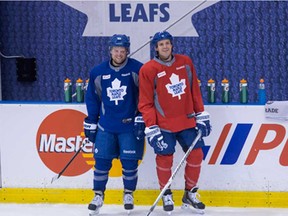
129,0 -> 207,57
146,130 -> 202,216
51,139 -> 90,184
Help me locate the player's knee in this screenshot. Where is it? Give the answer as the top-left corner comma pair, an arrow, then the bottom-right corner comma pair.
121,159 -> 138,170
187,148 -> 203,165
156,154 -> 173,168
94,158 -> 113,171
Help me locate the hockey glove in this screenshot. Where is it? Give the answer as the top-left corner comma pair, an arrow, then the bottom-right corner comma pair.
134,114 -> 145,140
196,111 -> 211,137
144,125 -> 168,151
83,117 -> 97,143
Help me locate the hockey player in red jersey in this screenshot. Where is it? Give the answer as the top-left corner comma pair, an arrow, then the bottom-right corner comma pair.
138,31 -> 211,214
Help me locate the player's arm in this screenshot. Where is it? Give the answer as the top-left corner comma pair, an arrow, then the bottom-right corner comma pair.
138,65 -> 167,151
188,58 -> 204,113
84,72 -> 101,142
85,72 -> 101,120
188,58 -> 211,137
138,65 -> 158,127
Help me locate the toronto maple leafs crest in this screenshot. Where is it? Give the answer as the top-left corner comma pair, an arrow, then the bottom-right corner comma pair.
107,78 -> 127,105
165,73 -> 186,99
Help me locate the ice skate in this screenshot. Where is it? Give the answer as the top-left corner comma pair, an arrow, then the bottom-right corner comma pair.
88,192 -> 104,216
162,189 -> 174,214
181,186 -> 205,214
123,190 -> 134,215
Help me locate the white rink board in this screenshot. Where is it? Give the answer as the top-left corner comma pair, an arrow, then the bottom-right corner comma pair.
0,103 -> 287,191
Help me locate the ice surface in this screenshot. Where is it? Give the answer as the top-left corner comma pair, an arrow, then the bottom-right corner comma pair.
0,204 -> 287,216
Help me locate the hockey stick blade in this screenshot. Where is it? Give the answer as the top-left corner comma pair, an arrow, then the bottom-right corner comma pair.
146,130 -> 202,216
51,174 -> 60,184
51,139 -> 90,184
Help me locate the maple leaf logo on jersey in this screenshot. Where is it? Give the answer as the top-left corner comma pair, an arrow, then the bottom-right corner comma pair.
165,73 -> 186,99
107,78 -> 127,105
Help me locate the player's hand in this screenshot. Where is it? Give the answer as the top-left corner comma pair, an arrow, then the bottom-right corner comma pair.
134,114 -> 145,140
144,125 -> 168,151
83,117 -> 97,143
196,111 -> 211,137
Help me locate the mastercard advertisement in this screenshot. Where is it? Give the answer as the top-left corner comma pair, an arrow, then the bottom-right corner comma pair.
36,109 -> 92,176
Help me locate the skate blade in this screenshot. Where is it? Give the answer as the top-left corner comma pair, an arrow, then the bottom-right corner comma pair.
125,206 -> 134,215
181,203 -> 190,210
89,209 -> 100,216
181,203 -> 205,214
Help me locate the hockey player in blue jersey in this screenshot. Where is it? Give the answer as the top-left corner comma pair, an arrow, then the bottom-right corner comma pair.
84,34 -> 145,215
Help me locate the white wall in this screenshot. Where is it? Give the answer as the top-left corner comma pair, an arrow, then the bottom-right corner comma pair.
0,104 -> 287,191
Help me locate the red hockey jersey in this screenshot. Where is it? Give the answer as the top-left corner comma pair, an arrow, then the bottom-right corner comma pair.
138,54 -> 204,132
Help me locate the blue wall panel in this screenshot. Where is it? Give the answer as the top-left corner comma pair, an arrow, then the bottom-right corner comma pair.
0,1 -> 287,102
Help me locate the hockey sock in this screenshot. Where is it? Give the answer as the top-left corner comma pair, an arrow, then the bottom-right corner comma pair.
184,148 -> 203,190
121,159 -> 138,191
93,158 -> 112,192
156,154 -> 173,189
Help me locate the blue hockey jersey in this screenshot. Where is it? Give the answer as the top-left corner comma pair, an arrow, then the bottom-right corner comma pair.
85,58 -> 143,133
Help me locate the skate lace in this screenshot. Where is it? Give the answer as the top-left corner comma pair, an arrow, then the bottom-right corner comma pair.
124,193 -> 134,204
188,191 -> 201,204
91,194 -> 103,207
163,194 -> 174,205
